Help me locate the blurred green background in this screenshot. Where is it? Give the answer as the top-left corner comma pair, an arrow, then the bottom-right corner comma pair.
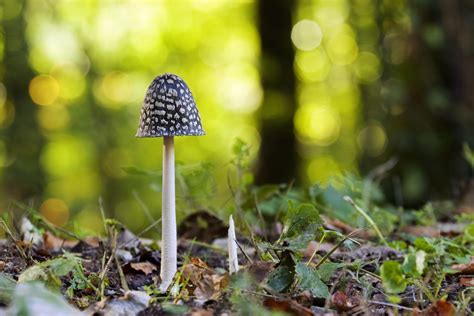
0,0 -> 473,234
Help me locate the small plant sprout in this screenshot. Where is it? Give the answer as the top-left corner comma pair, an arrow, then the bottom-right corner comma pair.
136,73 -> 205,291
228,215 -> 239,274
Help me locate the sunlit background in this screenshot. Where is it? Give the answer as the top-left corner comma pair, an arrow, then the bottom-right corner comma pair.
1,0 -> 472,234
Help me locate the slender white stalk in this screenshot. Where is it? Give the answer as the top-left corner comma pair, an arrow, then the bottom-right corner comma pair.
159,136 -> 177,291
228,215 -> 239,274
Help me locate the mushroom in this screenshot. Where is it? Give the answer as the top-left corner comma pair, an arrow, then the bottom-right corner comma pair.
136,73 -> 205,291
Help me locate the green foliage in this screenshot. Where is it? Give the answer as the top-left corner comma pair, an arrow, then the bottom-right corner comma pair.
295,263 -> 330,299
18,253 -> 98,297
463,143 -> 474,170
0,273 -> 16,303
266,266 -> 294,293
380,261 -> 407,294
8,282 -> 82,316
280,202 -> 323,251
402,250 -> 426,277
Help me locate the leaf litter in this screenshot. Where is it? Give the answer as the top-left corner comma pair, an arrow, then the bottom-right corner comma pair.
0,149 -> 473,315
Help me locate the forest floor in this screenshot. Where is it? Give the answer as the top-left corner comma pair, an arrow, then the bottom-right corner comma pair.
0,185 -> 472,316
0,144 -> 474,315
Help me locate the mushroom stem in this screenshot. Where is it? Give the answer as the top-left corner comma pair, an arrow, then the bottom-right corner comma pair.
160,136 -> 177,291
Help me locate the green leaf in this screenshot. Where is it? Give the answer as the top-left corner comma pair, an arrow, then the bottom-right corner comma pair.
18,266 -> 48,283
8,282 -> 82,316
49,255 -> 80,277
464,223 -> 474,242
295,263 -> 330,299
122,166 -> 160,176
402,250 -> 426,277
284,203 -> 322,238
0,273 -> 16,303
380,261 -> 407,294
281,202 -> 323,251
266,266 -> 294,293
317,262 -> 343,282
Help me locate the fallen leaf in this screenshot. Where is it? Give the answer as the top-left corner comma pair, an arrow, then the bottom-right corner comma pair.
130,261 -> 157,275
190,309 -> 213,316
460,277 -> 474,287
451,257 -> 474,274
180,258 -> 229,301
4,282 -> 82,316
263,298 -> 313,316
85,290 -> 150,315
401,223 -> 465,238
194,273 -> 228,301
0,261 -> 5,271
331,291 -> 351,312
43,231 -> 78,251
323,217 -> 374,239
424,299 -> 455,316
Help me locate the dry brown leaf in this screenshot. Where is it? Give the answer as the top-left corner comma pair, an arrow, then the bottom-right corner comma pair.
190,308 -> 213,316
180,257 -> 229,301
43,231 -> 78,251
83,236 -> 100,248
0,260 -> 5,271
247,261 -> 274,283
460,277 -> 474,287
194,274 -> 228,301
451,257 -> 474,274
263,298 -> 313,316
323,217 -> 374,239
331,291 -> 351,312
424,300 -> 455,316
401,223 -> 465,238
130,261 -> 157,275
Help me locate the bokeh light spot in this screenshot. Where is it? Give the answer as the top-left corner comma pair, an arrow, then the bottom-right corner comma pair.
53,65 -> 86,100
327,33 -> 358,65
294,49 -> 331,82
29,75 -> 60,106
217,64 -> 262,113
295,105 -> 341,146
41,136 -> 93,176
354,51 -> 381,82
357,121 -> 387,157
291,20 -> 323,51
40,198 -> 70,227
74,205 -> 104,235
37,106 -> 70,131
307,156 -> 341,183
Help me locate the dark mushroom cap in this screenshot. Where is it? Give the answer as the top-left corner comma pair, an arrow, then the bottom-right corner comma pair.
136,73 -> 205,137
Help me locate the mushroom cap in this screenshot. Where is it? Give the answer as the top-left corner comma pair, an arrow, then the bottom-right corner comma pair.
136,73 -> 205,137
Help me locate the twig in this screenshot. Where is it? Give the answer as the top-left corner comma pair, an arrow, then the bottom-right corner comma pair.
118,218 -> 162,248
132,191 -> 160,234
314,229 -> 362,269
13,201 -> 84,242
235,239 -> 253,264
98,251 -> 113,300
307,232 -> 326,266
99,197 -> 109,238
114,254 -> 129,292
185,239 -> 227,254
368,300 -> 414,311
343,196 -> 388,246
0,219 -> 29,261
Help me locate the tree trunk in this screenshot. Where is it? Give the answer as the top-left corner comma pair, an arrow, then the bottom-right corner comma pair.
256,0 -> 297,185
1,1 -> 45,201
